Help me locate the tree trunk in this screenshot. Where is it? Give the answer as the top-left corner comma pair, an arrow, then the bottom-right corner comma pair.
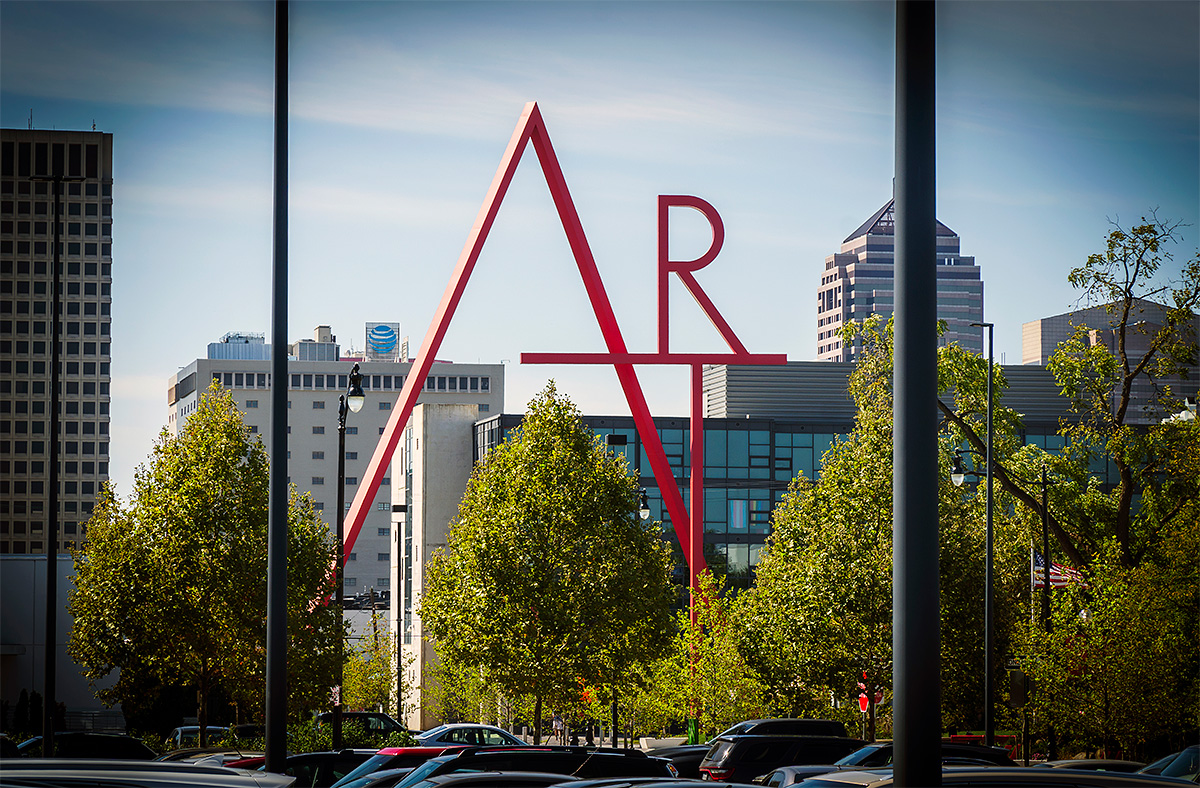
534,694 -> 542,745
198,668 -> 209,747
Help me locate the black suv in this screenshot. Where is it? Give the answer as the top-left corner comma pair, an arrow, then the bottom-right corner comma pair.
699,735 -> 866,782
390,746 -> 677,788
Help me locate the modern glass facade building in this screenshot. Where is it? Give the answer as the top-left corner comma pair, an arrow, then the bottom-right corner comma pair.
476,413 -> 855,585
817,197 -> 983,361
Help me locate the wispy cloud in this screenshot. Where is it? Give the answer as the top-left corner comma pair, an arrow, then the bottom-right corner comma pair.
1,1 -> 273,115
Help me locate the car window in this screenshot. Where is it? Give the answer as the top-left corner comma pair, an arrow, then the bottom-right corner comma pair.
482,730 -> 513,745
1160,747 -> 1200,780
741,741 -> 791,763
765,771 -> 785,787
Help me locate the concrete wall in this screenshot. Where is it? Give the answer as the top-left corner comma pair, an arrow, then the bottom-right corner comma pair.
0,555 -> 119,726
393,403 -> 482,730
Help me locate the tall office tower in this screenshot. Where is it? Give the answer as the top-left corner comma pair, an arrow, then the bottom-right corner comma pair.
0,129 -> 114,555
816,197 -> 983,361
168,325 -> 504,593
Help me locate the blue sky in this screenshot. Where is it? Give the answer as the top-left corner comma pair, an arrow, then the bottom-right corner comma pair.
2,0 -> 1197,498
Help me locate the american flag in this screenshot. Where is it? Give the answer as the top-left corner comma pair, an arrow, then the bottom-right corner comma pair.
1032,550 -> 1084,590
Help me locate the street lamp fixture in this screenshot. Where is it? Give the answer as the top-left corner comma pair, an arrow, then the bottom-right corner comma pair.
639,489 -> 651,521
347,364 -> 365,413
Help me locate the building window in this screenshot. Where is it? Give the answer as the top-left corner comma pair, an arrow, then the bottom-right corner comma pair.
345,451 -> 358,460
378,402 -> 391,410
314,502 -> 324,511
377,578 -> 390,588
377,527 -> 389,537
313,400 -> 325,409
246,400 -> 258,408
312,451 -> 324,460
348,553 -> 357,561
346,477 -> 357,485
312,426 -> 325,435
377,502 -> 387,511
249,425 -> 258,434
345,577 -> 357,587
346,427 -> 357,435
312,477 -> 324,485
377,553 -> 388,561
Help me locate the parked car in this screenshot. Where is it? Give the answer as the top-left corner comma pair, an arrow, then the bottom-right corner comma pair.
790,766 -> 1197,787
1138,746 -> 1200,783
16,732 -> 158,759
715,721 -> 849,739
0,758 -> 294,786
648,745 -> 712,779
417,724 -> 526,747
1035,760 -> 1148,772
387,746 -> 677,788
332,746 -> 468,788
389,770 -> 577,788
699,736 -> 866,782
753,741 -> 1016,786
278,749 -> 380,788
169,725 -> 231,748
316,711 -> 413,737
156,746 -> 265,764
229,750 -> 377,787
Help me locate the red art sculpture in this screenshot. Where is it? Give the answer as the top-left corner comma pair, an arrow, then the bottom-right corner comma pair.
344,102 -> 785,605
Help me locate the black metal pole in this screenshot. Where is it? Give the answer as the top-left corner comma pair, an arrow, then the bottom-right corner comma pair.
334,395 -> 347,751
893,1 -> 940,784
265,0 -> 289,771
42,174 -> 63,758
1041,464 -> 1055,760
976,321 -> 995,747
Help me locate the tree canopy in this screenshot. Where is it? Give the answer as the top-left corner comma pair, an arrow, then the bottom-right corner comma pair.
68,382 -> 341,739
419,383 -> 676,741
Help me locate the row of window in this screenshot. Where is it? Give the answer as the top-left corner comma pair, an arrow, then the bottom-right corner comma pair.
0,337 -> 108,356
0,460 -> 105,476
0,441 -> 108,455
0,400 -> 110,418
1,178 -> 110,197
0,201 -> 112,219
0,421 -> 107,435
0,521 -> 85,535
0,140 -> 108,180
1,260 -> 112,277
212,371 -> 493,396
342,577 -> 390,588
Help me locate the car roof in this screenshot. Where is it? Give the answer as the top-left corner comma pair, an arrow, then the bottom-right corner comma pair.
797,767 -> 1199,787
0,759 -> 295,787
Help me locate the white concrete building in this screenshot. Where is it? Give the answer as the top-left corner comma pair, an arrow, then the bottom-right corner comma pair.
168,326 -> 504,594
390,403 -> 483,729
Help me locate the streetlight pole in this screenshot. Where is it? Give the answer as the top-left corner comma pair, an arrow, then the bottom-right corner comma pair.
971,321 -> 995,747
1040,462 -> 1055,761
334,363 -> 365,751
33,164 -> 82,757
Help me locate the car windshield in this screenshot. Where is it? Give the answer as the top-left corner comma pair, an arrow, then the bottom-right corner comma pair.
389,755 -> 453,788
836,746 -> 890,767
332,754 -> 402,788
1160,747 -> 1199,780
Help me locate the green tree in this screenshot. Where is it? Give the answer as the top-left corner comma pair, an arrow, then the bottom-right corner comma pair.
344,610 -> 413,719
937,215 -> 1200,753
744,316 -> 1029,738
68,382 -> 340,741
419,383 -> 676,742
